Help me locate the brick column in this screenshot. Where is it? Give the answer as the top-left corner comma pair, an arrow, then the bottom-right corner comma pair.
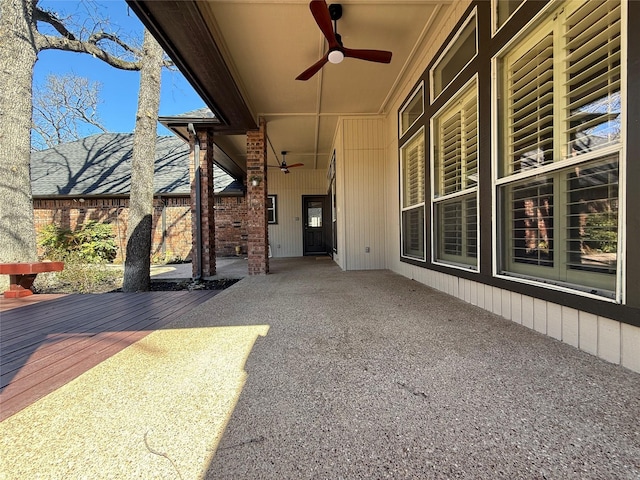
246,118 -> 269,275
201,130 -> 216,276
189,132 -> 200,278
189,130 -> 216,278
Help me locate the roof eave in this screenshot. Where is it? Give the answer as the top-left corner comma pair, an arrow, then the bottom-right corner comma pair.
127,0 -> 257,134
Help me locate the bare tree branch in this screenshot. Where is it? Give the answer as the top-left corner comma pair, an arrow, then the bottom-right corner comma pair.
32,73 -> 108,150
32,7 -> 77,40
35,32 -> 141,70
32,2 -> 173,70
88,32 -> 137,54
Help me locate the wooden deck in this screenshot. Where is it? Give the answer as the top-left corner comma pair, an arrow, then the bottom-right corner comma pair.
0,291 -> 220,421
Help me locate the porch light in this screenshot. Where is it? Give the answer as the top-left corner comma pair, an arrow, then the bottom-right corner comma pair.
328,49 -> 344,64
250,175 -> 262,186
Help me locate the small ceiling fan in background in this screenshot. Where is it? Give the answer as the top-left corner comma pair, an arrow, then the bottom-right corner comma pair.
269,151 -> 304,174
296,1 -> 393,81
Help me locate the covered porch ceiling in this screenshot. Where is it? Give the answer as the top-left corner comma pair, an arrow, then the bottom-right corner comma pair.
128,0 -> 454,176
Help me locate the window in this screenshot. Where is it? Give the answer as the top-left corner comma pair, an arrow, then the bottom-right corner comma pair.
267,195 -> 277,224
493,0 -> 525,33
501,156 -> 618,293
497,0 -> 622,298
432,80 -> 478,268
401,128 -> 426,260
431,10 -> 477,101
329,152 -> 337,254
400,83 -> 424,137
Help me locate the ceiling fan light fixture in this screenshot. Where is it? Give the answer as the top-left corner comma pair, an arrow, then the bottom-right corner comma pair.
328,49 -> 344,64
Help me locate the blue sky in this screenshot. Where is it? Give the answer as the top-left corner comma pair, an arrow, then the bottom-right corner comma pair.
35,0 -> 206,136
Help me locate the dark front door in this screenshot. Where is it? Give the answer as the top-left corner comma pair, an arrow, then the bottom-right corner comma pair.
303,195 -> 329,256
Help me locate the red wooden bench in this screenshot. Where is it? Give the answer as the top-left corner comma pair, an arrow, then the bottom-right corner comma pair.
0,262 -> 64,298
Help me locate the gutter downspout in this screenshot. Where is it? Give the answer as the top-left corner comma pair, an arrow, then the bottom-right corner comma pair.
188,123 -> 202,280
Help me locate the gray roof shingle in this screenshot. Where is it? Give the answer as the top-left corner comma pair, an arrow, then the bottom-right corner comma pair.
168,107 -> 216,119
30,133 -> 241,196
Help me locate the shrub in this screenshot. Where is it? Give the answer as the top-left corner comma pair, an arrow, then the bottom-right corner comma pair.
39,221 -> 118,263
33,252 -> 122,293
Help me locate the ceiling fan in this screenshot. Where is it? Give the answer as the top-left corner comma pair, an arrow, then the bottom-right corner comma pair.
296,1 -> 393,81
269,151 -> 304,174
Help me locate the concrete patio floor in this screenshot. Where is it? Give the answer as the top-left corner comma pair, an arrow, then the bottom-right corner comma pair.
1,257 -> 638,479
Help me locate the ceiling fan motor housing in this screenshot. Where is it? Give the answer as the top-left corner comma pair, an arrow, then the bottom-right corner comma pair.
328,4 -> 342,21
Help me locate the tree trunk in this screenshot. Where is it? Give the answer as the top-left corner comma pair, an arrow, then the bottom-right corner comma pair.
122,30 -> 163,292
0,0 -> 38,262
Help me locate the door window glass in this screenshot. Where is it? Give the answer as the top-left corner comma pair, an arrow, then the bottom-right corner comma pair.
308,202 -> 323,227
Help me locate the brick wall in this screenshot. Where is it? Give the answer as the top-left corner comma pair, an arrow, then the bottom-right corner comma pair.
215,196 -> 248,256
33,195 -> 247,262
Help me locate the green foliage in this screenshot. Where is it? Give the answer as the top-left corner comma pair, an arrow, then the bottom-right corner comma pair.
33,252 -> 122,294
39,221 -> 118,263
583,212 -> 618,253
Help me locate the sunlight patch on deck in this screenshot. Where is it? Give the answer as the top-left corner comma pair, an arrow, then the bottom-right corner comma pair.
0,324 -> 269,479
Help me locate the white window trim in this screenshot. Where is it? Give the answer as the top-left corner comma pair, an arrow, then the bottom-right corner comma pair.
490,0 -> 627,303
401,205 -> 426,262
491,0 -> 558,63
617,0 -> 628,305
495,144 -> 622,187
491,0 -> 526,37
430,76 -> 480,271
430,8 -> 478,103
430,193 -> 480,273
401,126 -> 426,210
494,271 -> 619,303
267,194 -> 277,224
399,82 -> 424,138
400,127 -> 427,262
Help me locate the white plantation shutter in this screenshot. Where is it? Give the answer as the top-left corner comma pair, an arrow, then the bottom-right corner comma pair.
402,133 -> 425,208
465,196 -> 477,258
442,201 -> 462,255
464,97 -> 478,187
564,1 -> 621,156
437,193 -> 477,266
507,178 -> 554,267
566,157 -> 618,275
401,129 -> 426,260
436,85 -> 478,197
498,0 -> 621,297
441,113 -> 462,195
440,199 -> 478,259
403,207 -> 425,259
506,32 -> 554,174
433,82 -> 478,268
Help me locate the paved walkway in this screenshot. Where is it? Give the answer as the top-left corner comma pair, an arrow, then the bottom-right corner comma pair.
1,257 -> 638,479
150,256 -> 248,281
